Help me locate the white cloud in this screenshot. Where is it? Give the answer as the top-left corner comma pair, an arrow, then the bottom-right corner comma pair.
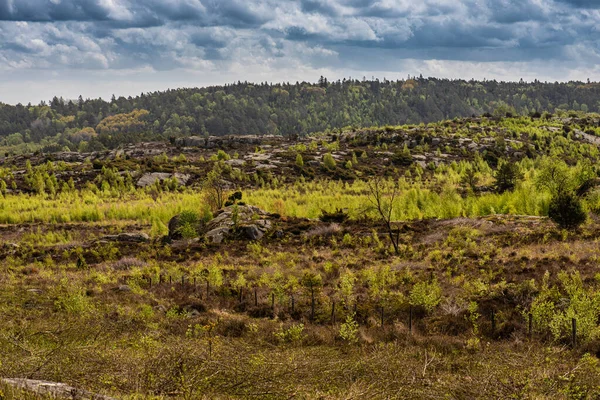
0,0 -> 598,103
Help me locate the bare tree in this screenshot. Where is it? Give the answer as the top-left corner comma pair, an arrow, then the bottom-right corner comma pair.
366,177 -> 401,255
203,163 -> 228,211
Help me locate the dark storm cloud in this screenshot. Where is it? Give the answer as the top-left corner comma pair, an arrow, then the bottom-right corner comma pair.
554,0 -> 600,8
0,0 -> 111,22
0,0 -> 599,74
0,0 -> 271,28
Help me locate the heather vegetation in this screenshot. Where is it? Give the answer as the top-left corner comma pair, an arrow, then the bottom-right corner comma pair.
3,113 -> 600,398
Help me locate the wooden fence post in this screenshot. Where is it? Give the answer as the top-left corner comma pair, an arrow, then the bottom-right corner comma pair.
310,283 -> 315,321
491,310 -> 496,336
271,293 -> 275,312
528,313 -> 533,339
572,318 -> 577,347
331,301 -> 336,324
254,287 -> 258,306
409,305 -> 413,334
291,294 -> 295,313
380,307 -> 384,328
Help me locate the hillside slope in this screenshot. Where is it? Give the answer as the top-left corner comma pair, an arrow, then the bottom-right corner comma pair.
2,78 -> 600,153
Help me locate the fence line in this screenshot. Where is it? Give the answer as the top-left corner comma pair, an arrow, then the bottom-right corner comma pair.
119,273 -> 582,347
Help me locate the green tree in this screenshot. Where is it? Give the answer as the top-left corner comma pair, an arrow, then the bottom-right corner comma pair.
295,153 -> 304,168
494,161 -> 521,193
323,153 -> 336,169
548,190 -> 587,230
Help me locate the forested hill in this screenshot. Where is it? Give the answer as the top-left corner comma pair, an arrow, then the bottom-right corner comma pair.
2,77 -> 600,153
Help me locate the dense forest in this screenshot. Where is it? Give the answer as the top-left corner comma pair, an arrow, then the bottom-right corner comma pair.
2,77 -> 600,153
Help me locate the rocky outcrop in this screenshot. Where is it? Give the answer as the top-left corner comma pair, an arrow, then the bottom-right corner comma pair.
169,205 -> 278,244
1,378 -> 116,400
100,232 -> 150,243
136,172 -> 191,188
175,135 -> 283,149
203,205 -> 275,244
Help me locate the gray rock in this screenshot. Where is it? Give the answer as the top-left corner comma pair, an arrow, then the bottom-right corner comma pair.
137,172 -> 171,187
101,232 -> 150,243
255,163 -> 277,170
117,285 -> 132,292
167,214 -> 182,239
175,136 -> 205,147
153,305 -> 167,313
205,227 -> 231,244
254,219 -> 273,231
27,288 -> 43,294
245,153 -> 271,162
53,152 -> 86,163
137,172 -> 190,188
243,225 -> 264,241
197,205 -> 278,244
225,159 -> 245,167
1,378 -> 117,400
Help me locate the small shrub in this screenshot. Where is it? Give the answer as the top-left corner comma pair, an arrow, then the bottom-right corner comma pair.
178,210 -> 200,239
341,233 -> 353,247
295,153 -> 304,168
339,313 -> 359,344
275,323 -> 305,344
319,208 -> 348,223
410,279 -> 442,312
55,289 -> 93,315
216,150 -> 230,161
548,190 -> 587,230
322,153 -> 336,169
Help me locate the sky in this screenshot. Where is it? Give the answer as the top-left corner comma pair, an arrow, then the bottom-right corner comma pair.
1,0 -> 600,104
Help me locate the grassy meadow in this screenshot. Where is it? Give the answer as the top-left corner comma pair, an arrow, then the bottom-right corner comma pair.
3,115 -> 600,398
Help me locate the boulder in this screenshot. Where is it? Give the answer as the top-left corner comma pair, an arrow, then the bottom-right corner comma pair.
137,172 -> 171,187
53,152 -> 86,163
168,205 -> 278,244
225,159 -> 245,167
205,227 -> 231,244
1,378 -> 116,400
168,214 -> 182,239
243,225 -> 264,241
137,172 -> 190,188
255,163 -> 277,170
203,205 -> 277,243
175,136 -> 205,147
101,232 -> 150,243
